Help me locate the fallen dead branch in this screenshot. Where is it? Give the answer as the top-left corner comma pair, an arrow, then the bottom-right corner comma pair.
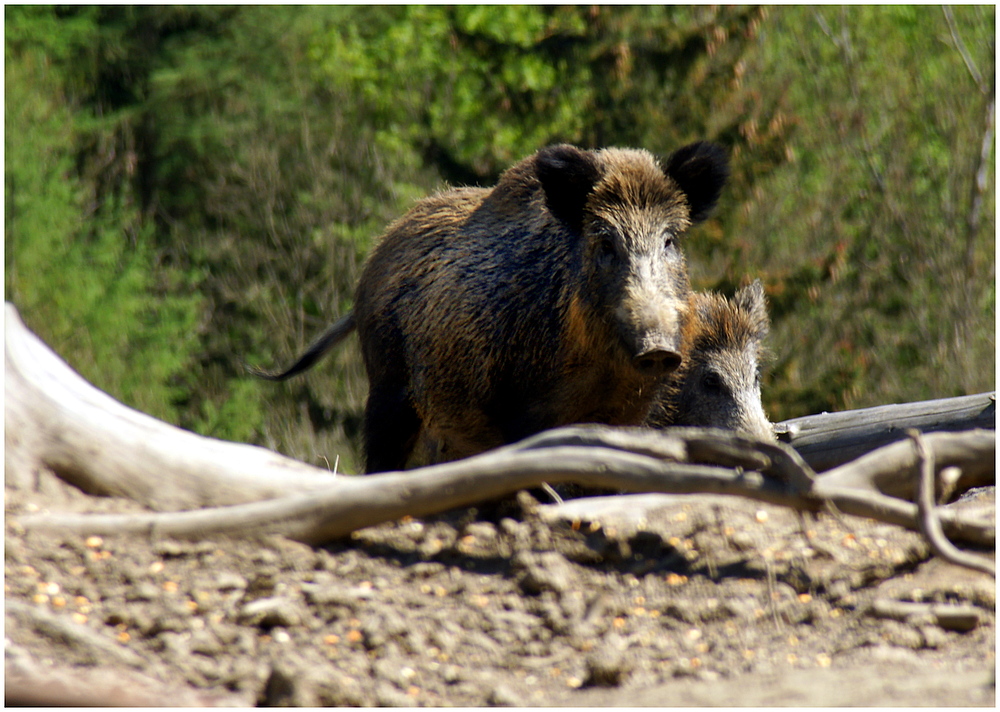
814,426 -> 995,500
777,391 -> 995,471
12,446 -> 794,544
13,431 -> 994,549
5,302 -> 995,566
911,430 -> 995,577
5,303 -> 336,512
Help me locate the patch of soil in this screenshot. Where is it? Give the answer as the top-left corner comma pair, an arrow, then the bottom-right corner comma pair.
5,471 -> 995,706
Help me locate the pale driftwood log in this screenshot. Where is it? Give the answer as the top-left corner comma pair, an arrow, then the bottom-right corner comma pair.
5,301 -> 995,556
4,298 -> 815,504
512,426 -> 817,491
14,431 -> 994,549
777,391 -> 995,471
911,431 -> 995,577
13,446 -> 795,544
5,303 -> 337,511
812,427 -> 995,501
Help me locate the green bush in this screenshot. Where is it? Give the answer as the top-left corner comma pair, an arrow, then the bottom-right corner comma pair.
5,6 -> 993,471
5,36 -> 200,422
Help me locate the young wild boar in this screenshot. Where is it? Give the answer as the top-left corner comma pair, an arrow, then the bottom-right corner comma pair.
262,143 -> 729,472
646,279 -> 775,441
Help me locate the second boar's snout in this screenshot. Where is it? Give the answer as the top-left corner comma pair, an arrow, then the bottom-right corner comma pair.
633,347 -> 682,376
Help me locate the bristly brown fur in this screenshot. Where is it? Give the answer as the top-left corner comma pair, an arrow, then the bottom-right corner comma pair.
691,286 -> 769,356
648,279 -> 774,440
283,142 -> 729,472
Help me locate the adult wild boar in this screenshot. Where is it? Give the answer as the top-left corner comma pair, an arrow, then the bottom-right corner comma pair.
262,278 -> 776,470
262,143 -> 729,472
647,280 -> 775,441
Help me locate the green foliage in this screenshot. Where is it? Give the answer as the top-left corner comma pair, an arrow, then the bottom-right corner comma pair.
5,29 -> 200,421
5,6 -> 994,469
311,6 -> 765,181
710,6 -> 995,418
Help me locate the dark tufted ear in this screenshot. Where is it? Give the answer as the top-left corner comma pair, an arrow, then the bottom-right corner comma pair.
734,279 -> 770,336
535,144 -> 602,233
662,142 -> 729,223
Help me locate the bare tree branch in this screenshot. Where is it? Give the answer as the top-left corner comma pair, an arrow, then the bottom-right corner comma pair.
510,425 -> 815,490
14,433 -> 993,548
5,301 -> 995,554
811,427 -> 995,499
942,5 -> 986,92
910,430 -> 995,577
777,392 -> 995,472
13,448 -> 794,544
965,95 -> 994,282
868,598 -> 982,632
5,303 -> 337,511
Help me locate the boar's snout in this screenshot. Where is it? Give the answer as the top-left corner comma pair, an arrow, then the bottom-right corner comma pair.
619,288 -> 689,378
632,346 -> 682,377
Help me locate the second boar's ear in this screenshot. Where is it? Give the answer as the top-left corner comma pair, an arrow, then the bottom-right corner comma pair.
735,279 -> 770,333
662,142 -> 729,224
535,144 -> 602,233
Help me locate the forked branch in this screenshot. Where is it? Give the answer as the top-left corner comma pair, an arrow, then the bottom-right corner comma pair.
5,302 -> 995,564
911,430 -> 995,577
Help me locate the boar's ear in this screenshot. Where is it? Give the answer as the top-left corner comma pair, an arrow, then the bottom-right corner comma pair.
535,144 -> 601,233
734,279 -> 770,334
662,142 -> 729,224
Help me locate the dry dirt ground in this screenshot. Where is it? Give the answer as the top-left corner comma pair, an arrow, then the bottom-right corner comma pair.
5,467 -> 995,707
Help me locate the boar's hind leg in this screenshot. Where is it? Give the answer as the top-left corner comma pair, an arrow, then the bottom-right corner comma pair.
362,384 -> 421,474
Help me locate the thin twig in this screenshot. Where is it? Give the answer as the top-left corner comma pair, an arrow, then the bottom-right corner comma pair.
965,96 -> 994,282
540,483 -> 564,505
942,6 -> 985,93
910,430 -> 995,577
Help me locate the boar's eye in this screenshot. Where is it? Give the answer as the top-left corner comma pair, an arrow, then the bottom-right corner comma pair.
702,370 -> 726,394
596,234 -> 616,264
662,233 -> 676,251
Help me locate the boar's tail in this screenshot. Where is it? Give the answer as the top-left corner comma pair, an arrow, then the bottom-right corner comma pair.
249,312 -> 357,381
